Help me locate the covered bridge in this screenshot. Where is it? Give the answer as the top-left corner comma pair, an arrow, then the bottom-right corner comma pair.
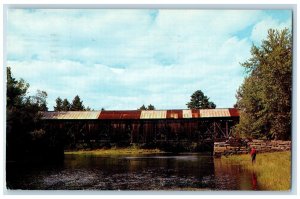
41,108 -> 239,151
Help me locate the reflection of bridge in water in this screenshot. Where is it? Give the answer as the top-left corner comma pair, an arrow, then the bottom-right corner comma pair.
41,108 -> 239,152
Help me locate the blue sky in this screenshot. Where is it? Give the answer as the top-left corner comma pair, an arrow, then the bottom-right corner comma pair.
6,9 -> 292,110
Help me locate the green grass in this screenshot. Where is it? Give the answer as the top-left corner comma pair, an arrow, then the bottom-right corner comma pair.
221,151 -> 291,191
65,147 -> 163,156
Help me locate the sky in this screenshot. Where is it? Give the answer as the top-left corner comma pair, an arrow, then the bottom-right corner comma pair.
5,9 -> 292,111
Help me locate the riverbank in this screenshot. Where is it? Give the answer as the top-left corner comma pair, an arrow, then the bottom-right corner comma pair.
65,147 -> 164,156
221,151 -> 291,190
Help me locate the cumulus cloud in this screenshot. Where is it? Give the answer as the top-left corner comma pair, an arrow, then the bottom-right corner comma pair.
251,17 -> 292,44
6,9 -> 292,110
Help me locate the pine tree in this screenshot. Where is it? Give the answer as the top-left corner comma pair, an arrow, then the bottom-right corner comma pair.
138,104 -> 147,110
61,99 -> 71,111
7,67 -> 29,108
147,104 -> 155,110
54,97 -> 63,111
138,104 -> 156,110
70,95 -> 85,111
186,90 -> 216,109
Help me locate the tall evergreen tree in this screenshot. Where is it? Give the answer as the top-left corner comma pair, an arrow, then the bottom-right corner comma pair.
147,104 -> 155,110
186,90 -> 216,109
85,106 -> 92,111
236,28 -> 292,140
54,97 -> 63,111
70,95 -> 85,111
61,99 -> 71,111
138,104 -> 156,110
7,67 -> 29,108
138,104 -> 147,110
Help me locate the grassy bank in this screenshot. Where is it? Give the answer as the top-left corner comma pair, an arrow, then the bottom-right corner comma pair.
221,151 -> 291,190
65,147 -> 163,156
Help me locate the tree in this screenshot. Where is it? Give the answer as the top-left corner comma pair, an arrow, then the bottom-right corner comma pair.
186,90 -> 216,109
7,67 -> 30,139
61,99 -> 71,111
147,104 -> 155,110
29,90 -> 48,111
138,104 -> 156,110
57,97 -> 91,111
236,28 -> 292,140
138,104 -> 147,110
6,67 -> 49,161
7,67 -> 29,108
70,95 -> 85,111
54,97 -> 63,111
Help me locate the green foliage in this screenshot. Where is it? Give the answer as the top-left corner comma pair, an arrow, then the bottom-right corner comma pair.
54,97 -> 63,111
147,104 -> 155,110
30,129 -> 46,141
138,104 -> 147,110
27,90 -> 48,111
236,28 -> 292,140
85,106 -> 92,111
138,104 -> 156,110
70,95 -> 85,111
62,98 -> 71,111
7,67 -> 29,108
6,67 -> 50,161
55,96 -> 91,111
186,90 -> 216,109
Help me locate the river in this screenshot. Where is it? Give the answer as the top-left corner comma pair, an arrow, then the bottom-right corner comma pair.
6,153 -> 258,190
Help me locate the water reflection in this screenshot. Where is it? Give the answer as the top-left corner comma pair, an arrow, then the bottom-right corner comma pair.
6,154 -> 258,190
252,171 -> 258,190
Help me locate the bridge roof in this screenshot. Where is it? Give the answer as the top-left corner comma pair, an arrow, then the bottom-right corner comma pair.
41,111 -> 101,120
41,108 -> 239,120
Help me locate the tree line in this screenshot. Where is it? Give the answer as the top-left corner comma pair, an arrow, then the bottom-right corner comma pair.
138,104 -> 155,110
235,28 -> 292,140
136,90 -> 216,110
54,96 -> 91,111
57,89 -> 217,112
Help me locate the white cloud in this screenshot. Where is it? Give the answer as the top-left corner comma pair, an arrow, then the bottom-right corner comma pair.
251,17 -> 292,44
6,9 -> 291,110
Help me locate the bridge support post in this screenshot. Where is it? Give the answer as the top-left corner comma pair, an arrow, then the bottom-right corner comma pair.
213,121 -> 216,138
226,121 -> 228,138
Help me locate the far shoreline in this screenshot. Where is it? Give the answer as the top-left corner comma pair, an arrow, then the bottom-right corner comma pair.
64,148 -> 290,156
64,148 -> 166,156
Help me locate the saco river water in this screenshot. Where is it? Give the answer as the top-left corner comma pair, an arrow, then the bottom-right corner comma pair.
6,153 -> 258,190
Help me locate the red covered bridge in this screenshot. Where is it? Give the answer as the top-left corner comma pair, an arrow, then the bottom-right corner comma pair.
41,108 -> 239,151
